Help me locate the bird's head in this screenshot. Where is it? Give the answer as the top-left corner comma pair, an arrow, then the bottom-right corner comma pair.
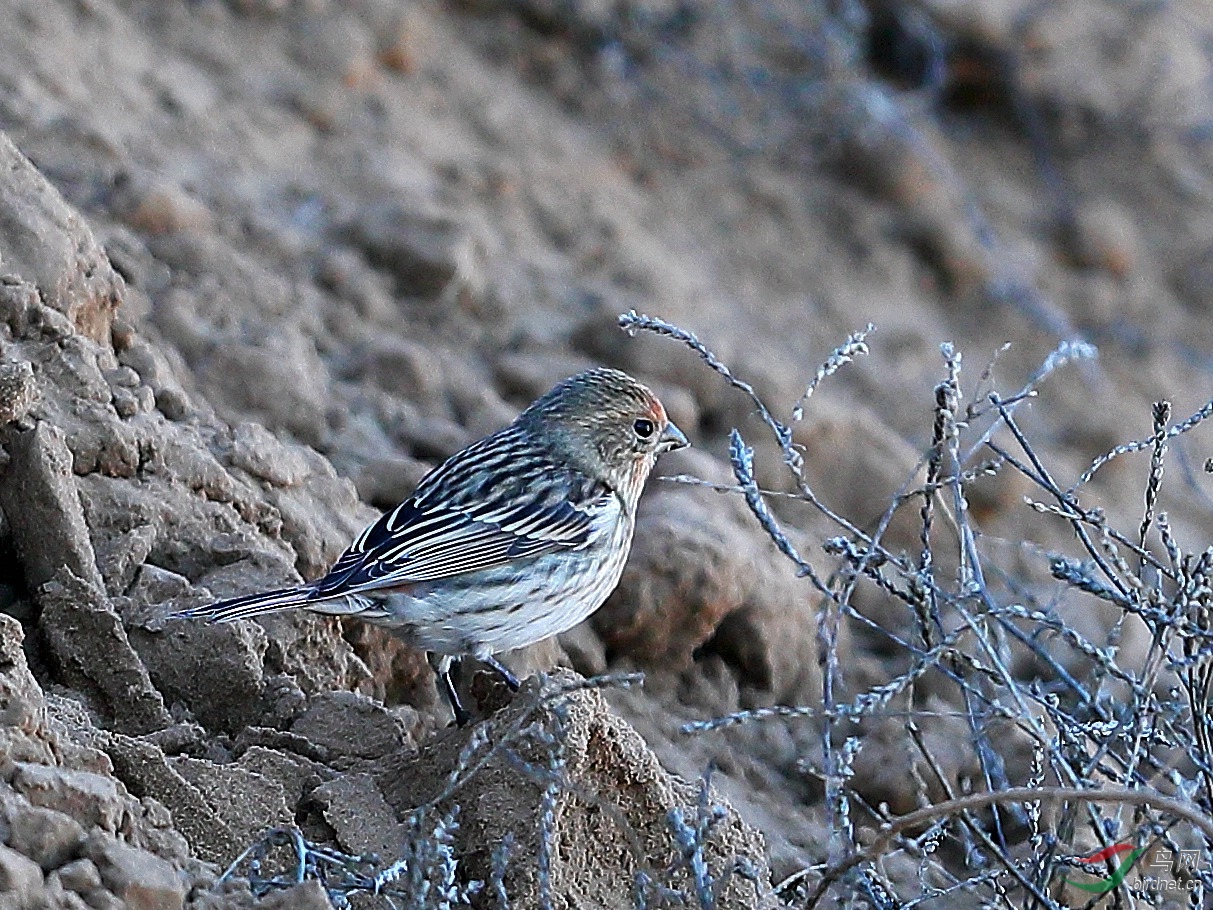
520,368 -> 688,501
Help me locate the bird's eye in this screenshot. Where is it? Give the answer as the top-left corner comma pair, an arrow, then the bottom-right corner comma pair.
632,418 -> 656,439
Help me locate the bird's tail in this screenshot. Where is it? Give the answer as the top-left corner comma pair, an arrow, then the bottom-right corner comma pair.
172,585 -> 318,623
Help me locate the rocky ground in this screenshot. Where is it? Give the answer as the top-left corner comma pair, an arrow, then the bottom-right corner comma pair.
1,0 -> 1213,907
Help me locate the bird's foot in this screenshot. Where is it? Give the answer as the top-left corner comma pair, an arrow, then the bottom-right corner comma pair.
437,666 -> 472,727
481,654 -> 521,691
430,654 -> 520,726
429,654 -> 473,726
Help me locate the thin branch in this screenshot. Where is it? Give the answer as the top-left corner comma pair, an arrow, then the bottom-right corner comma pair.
804,786 -> 1213,908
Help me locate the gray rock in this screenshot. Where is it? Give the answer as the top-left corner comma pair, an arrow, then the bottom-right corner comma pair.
55,857 -> 102,894
91,730 -> 235,866
3,802 -> 85,870
290,691 -> 412,764
0,421 -> 104,594
169,756 -> 292,853
343,203 -> 483,301
256,880 -> 334,910
0,134 -> 123,344
0,360 -> 38,425
83,889 -> 126,910
232,744 -> 330,811
94,524 -> 157,599
198,328 -> 333,448
114,337 -> 195,423
0,614 -> 54,766
355,335 -> 445,402
224,422 -> 311,488
312,773 -> 406,862
351,452 -> 429,510
84,833 -> 185,910
0,844 -> 44,905
11,764 -> 126,834
43,873 -> 95,910
133,609 -> 270,735
37,568 -> 172,735
493,350 -> 598,402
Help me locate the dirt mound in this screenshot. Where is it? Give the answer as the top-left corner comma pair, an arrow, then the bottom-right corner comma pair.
0,128 -> 777,907
3,0 -> 1213,907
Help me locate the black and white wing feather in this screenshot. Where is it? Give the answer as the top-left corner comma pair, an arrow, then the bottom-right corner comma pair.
174,426 -> 616,623
317,428 -> 613,595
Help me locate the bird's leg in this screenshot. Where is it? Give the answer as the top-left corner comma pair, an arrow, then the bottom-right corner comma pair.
439,671 -> 472,727
481,654 -> 521,691
429,653 -> 471,726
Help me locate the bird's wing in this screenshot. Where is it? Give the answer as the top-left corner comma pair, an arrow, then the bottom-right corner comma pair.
314,443 -> 616,596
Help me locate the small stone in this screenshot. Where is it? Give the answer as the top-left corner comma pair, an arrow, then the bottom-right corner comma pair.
352,453 -> 429,509
36,568 -> 173,735
56,857 -> 102,894
376,10 -> 422,73
110,316 -> 137,351
35,304 -> 74,340
103,367 -> 141,390
45,879 -> 94,910
124,182 -> 214,236
111,387 -> 141,418
312,773 -> 406,860
84,833 -> 185,910
317,248 -> 394,322
154,387 -> 190,421
0,614 -> 50,747
291,14 -> 379,89
116,337 -> 192,417
357,336 -> 444,400
12,764 -> 126,833
104,229 -> 172,296
83,889 -> 126,910
1060,199 -> 1140,279
95,526 -> 160,602
133,385 -> 156,413
168,757 -> 292,849
104,366 -> 146,419
226,422 -> 311,487
558,623 -> 608,676
343,203 -> 483,300
291,691 -> 412,763
396,413 -> 469,461
493,351 -> 597,403
257,880 -> 333,910
0,422 -> 106,593
0,844 -> 44,900
232,0 -> 292,16
200,332 -> 331,446
4,802 -> 86,870
139,797 -> 173,829
0,279 -> 39,338
0,361 -> 38,425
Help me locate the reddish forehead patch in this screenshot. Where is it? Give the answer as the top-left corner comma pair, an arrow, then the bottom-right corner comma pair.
642,393 -> 666,424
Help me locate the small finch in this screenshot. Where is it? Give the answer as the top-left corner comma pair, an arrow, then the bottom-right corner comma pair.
174,368 -> 688,724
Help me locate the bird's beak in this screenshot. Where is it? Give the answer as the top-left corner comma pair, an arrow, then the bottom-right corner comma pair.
658,421 -> 689,453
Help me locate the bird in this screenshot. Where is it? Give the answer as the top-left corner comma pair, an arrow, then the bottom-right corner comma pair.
173,367 -> 688,724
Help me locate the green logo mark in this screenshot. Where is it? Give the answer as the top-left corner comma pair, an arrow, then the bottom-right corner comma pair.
1066,843 -> 1146,893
